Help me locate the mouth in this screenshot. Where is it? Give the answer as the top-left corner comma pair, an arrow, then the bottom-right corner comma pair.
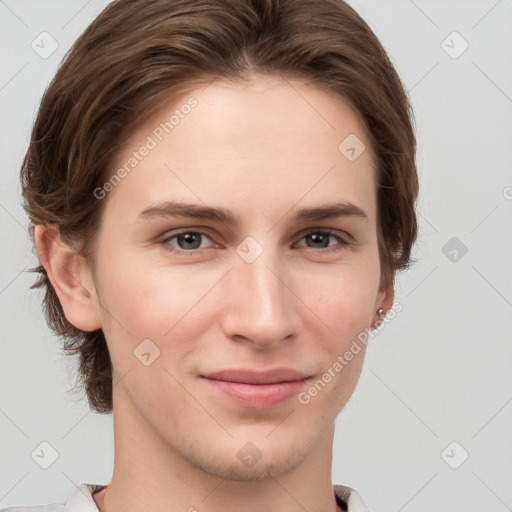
200,368 -> 312,409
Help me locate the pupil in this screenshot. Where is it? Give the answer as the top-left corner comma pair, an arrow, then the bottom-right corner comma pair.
176,233 -> 330,250
310,233 -> 328,248
180,233 -> 200,249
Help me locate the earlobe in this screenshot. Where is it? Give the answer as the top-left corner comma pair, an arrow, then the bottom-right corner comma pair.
371,279 -> 395,329
378,281 -> 395,313
34,224 -> 102,332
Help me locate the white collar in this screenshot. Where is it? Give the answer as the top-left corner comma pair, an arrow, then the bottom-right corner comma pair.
66,483 -> 370,512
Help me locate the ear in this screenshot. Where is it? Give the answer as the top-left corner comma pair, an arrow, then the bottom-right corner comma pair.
34,224 -> 102,332
372,277 -> 395,329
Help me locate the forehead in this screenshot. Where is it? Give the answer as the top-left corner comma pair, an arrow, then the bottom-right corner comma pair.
105,76 -> 378,225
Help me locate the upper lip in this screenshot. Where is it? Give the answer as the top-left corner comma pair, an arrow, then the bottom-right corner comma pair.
201,368 -> 311,385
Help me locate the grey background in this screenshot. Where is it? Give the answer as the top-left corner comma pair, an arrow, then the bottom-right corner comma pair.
1,1 -> 511,511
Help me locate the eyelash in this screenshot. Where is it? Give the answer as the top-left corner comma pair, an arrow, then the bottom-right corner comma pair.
160,228 -> 352,256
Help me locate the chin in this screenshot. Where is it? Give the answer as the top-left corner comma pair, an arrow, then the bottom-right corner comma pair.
178,433 -> 310,482
193,449 -> 307,482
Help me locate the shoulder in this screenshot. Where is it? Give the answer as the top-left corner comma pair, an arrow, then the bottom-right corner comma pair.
333,484 -> 372,512
0,484 -> 103,512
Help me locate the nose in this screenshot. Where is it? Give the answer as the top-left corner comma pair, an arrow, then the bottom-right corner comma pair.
219,245 -> 300,350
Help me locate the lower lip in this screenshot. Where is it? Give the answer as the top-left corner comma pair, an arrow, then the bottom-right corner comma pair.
202,377 -> 311,409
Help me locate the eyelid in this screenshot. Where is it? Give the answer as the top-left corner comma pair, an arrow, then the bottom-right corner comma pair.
160,226 -> 354,255
294,227 -> 354,245
161,228 -> 217,248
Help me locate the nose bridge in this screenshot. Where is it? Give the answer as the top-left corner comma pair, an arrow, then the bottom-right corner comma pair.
224,240 -> 296,346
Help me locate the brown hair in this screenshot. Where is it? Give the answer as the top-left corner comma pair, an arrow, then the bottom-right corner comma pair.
21,0 -> 419,414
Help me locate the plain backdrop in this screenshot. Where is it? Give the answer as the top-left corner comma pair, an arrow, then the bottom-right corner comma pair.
1,1 -> 511,511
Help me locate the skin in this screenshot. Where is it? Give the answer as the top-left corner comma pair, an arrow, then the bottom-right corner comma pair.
36,75 -> 394,512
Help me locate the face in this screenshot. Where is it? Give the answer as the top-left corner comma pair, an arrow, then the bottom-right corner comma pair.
83,75 -> 392,480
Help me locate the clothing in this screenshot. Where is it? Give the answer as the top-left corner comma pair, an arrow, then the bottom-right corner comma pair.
1,483 -> 371,512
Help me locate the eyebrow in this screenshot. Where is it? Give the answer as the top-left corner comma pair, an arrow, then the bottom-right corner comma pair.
137,200 -> 369,224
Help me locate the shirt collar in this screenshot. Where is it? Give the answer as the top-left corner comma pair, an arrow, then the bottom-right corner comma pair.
67,483 -> 370,512
65,483 -> 103,512
334,484 -> 371,512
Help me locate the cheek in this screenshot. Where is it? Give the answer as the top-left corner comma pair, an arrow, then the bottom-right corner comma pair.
299,272 -> 372,406
300,262 -> 379,336
94,237 -> 380,362
95,249 -> 221,348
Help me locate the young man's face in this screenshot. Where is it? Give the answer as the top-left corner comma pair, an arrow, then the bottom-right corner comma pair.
79,76 -> 392,480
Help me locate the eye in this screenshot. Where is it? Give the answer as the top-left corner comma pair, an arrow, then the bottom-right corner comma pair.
295,230 -> 351,254
160,228 -> 352,256
162,230 -> 215,254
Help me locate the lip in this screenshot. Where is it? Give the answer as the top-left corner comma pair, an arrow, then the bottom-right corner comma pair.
201,367 -> 310,384
200,368 -> 312,409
